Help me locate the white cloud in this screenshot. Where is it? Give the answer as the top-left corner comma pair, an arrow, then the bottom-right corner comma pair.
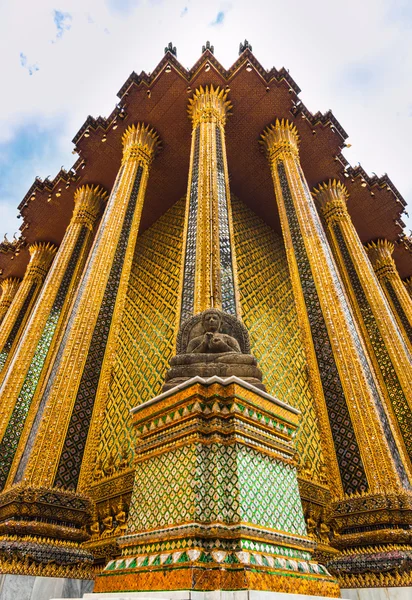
0,0 -> 411,238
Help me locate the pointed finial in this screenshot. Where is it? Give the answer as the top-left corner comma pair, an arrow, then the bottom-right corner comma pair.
202,41 -> 214,54
164,42 -> 177,56
239,40 -> 252,55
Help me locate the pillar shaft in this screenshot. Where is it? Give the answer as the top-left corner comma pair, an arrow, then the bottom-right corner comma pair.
180,85 -> 240,323
313,180 -> 412,465
0,186 -> 107,490
260,119 -> 411,498
366,240 -> 412,349
0,243 -> 56,377
405,276 -> 412,301
17,124 -> 159,492
0,278 -> 20,325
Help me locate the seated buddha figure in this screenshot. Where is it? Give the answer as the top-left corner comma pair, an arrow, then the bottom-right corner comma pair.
187,309 -> 241,354
163,308 -> 265,392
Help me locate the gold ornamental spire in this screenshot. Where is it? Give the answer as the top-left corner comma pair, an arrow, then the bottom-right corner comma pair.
26,242 -> 57,281
121,123 -> 161,163
313,179 -> 412,463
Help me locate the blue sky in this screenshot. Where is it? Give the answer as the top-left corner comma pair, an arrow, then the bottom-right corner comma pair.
0,0 -> 411,238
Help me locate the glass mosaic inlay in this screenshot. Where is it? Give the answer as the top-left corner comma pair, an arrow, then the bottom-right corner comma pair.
53,166 -> 144,490
0,282 -> 37,373
180,127 -> 200,324
231,197 -> 325,481
277,160 -> 368,495
14,168 -> 126,483
94,199 -> 185,473
0,227 -> 88,490
215,126 -> 237,315
385,280 -> 412,343
333,224 -> 412,458
296,164 -> 408,487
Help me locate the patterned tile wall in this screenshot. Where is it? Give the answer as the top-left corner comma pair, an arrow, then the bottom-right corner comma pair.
127,442 -> 306,535
93,198 -> 185,473
231,196 -> 324,482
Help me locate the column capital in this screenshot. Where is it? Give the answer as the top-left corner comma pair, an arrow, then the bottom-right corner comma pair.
312,179 -> 349,224
365,239 -> 396,281
72,185 -> 108,229
187,85 -> 232,127
0,277 -> 21,297
26,242 -> 57,282
404,276 -> 412,298
260,119 -> 300,162
121,123 -> 160,164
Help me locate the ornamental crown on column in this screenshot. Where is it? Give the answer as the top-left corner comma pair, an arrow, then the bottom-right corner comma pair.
187,84 -> 232,126
312,180 -> 350,223
72,185 -> 108,229
365,239 -> 396,279
121,123 -> 161,163
260,118 -> 300,160
26,242 -> 57,282
0,277 -> 20,300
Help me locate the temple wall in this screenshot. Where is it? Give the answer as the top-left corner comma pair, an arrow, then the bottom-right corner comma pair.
231,197 -> 325,484
83,196 -> 327,560
91,197 -> 186,480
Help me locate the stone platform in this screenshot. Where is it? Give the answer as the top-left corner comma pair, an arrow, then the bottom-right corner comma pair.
340,588 -> 412,599
53,590 -> 347,600
0,574 -> 93,600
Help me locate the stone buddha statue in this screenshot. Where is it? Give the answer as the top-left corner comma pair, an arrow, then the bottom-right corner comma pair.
163,308 -> 265,392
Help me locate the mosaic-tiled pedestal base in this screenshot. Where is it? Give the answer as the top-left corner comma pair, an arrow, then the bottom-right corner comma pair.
94,377 -> 340,598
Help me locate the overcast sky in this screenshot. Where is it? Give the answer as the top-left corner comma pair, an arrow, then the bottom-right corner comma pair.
1,0 -> 411,239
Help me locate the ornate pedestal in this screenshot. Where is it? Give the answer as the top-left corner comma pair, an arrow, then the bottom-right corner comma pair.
93,377 -> 339,598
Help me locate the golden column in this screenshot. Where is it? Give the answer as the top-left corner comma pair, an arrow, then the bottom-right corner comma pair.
313,180 -> 412,463
0,186 -> 107,490
366,239 -> 412,347
260,119 -> 411,495
0,242 -> 56,375
16,124 -> 160,493
180,85 -> 240,323
405,276 -> 412,300
0,278 -> 20,325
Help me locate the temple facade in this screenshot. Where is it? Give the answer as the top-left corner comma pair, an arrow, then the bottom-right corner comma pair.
0,42 -> 411,600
